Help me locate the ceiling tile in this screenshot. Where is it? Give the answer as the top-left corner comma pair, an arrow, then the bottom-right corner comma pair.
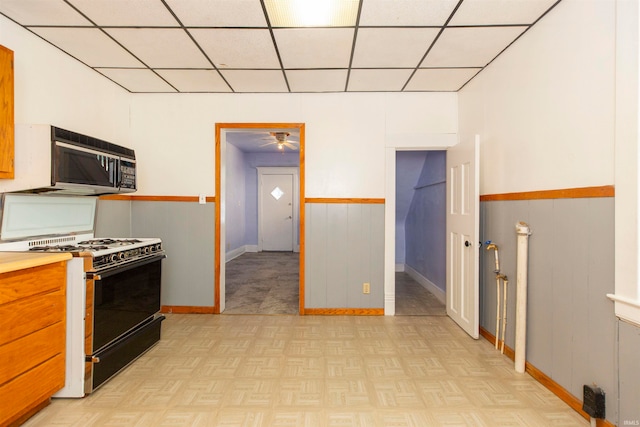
221,70 -> 289,92
96,68 -> 177,92
286,70 -> 348,92
189,29 -> 280,69
264,0 -> 358,27
164,0 -> 267,27
105,28 -> 211,68
0,0 -> 90,25
359,0 -> 459,26
421,26 -> 527,67
449,0 -> 559,26
274,28 -> 354,69
69,0 -> 178,26
155,69 -> 232,92
347,69 -> 413,92
404,68 -> 481,91
29,27 -> 143,67
352,28 -> 439,68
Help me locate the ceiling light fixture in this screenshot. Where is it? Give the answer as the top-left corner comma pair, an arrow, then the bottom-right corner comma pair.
293,0 -> 331,26
265,0 -> 359,27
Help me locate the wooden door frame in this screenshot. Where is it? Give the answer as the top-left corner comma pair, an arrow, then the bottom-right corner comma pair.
214,123 -> 305,315
257,167 -> 300,253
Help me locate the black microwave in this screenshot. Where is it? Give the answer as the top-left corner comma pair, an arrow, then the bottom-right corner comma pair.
51,127 -> 136,195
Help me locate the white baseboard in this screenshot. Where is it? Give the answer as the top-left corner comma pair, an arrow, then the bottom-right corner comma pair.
395,263 -> 405,272
225,246 -> 246,262
404,264 -> 446,304
226,245 -> 259,262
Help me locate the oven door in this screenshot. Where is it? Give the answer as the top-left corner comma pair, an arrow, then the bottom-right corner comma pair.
89,254 -> 165,353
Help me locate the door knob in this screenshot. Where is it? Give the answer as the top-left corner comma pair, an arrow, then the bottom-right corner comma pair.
465,240 -> 471,247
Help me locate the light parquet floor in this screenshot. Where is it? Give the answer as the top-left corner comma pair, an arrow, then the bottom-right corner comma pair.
24,314 -> 588,427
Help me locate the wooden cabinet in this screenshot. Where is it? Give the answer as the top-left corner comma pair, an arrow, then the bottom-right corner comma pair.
0,260 -> 67,427
0,45 -> 14,179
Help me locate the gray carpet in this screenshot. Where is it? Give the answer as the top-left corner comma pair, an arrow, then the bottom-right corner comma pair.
223,252 -> 446,316
224,251 -> 300,315
394,272 -> 447,316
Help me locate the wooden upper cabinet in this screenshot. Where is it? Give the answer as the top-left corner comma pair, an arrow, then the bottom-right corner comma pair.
0,45 -> 15,179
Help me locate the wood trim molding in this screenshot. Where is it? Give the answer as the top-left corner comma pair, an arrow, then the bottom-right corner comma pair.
215,123 -> 306,316
480,185 -> 614,202
305,198 -> 385,204
99,195 -> 216,202
304,308 -> 384,316
479,327 -> 615,427
299,126 -> 306,315
214,124 -> 222,314
160,305 -> 215,314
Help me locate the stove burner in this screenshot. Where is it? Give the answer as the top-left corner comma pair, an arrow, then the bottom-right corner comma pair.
29,245 -> 80,252
78,238 -> 142,246
78,244 -> 109,251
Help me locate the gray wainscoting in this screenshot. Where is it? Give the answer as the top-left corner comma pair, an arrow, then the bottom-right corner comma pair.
305,203 -> 384,309
97,199 -> 216,308
95,199 -> 133,238
480,197 -> 617,424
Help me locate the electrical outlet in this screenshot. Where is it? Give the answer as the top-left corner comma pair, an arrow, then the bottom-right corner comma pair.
363,282 -> 370,294
198,194 -> 206,204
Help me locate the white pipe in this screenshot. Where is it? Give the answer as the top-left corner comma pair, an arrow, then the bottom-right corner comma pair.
486,243 -> 500,272
501,276 -> 508,354
515,221 -> 531,373
495,275 -> 501,349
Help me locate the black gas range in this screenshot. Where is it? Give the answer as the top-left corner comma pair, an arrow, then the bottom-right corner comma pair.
16,236 -> 167,396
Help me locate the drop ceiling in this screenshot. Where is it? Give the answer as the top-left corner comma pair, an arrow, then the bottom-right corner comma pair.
0,0 -> 562,94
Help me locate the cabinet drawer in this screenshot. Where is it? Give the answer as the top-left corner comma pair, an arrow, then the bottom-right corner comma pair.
0,290 -> 65,346
0,261 -> 66,305
0,353 -> 65,427
0,321 -> 65,385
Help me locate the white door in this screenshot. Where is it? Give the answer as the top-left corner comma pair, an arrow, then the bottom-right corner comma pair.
261,174 -> 294,251
446,135 -> 480,339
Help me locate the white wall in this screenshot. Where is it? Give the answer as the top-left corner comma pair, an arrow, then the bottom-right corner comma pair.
459,0 -> 616,195
130,92 -> 458,197
1,15 -> 131,146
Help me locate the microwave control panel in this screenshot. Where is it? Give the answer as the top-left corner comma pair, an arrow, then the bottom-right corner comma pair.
119,160 -> 136,190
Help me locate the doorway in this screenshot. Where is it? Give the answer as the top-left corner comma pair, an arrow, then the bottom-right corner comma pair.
394,150 -> 446,316
383,135 -> 480,338
214,123 -> 305,315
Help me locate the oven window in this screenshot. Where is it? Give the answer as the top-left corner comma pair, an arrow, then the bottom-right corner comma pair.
55,145 -> 117,187
92,259 -> 162,352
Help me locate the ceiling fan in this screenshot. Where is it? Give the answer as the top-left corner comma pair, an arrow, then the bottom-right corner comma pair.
260,132 -> 298,151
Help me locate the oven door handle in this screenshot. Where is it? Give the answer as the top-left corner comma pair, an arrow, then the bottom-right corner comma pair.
87,253 -> 166,280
